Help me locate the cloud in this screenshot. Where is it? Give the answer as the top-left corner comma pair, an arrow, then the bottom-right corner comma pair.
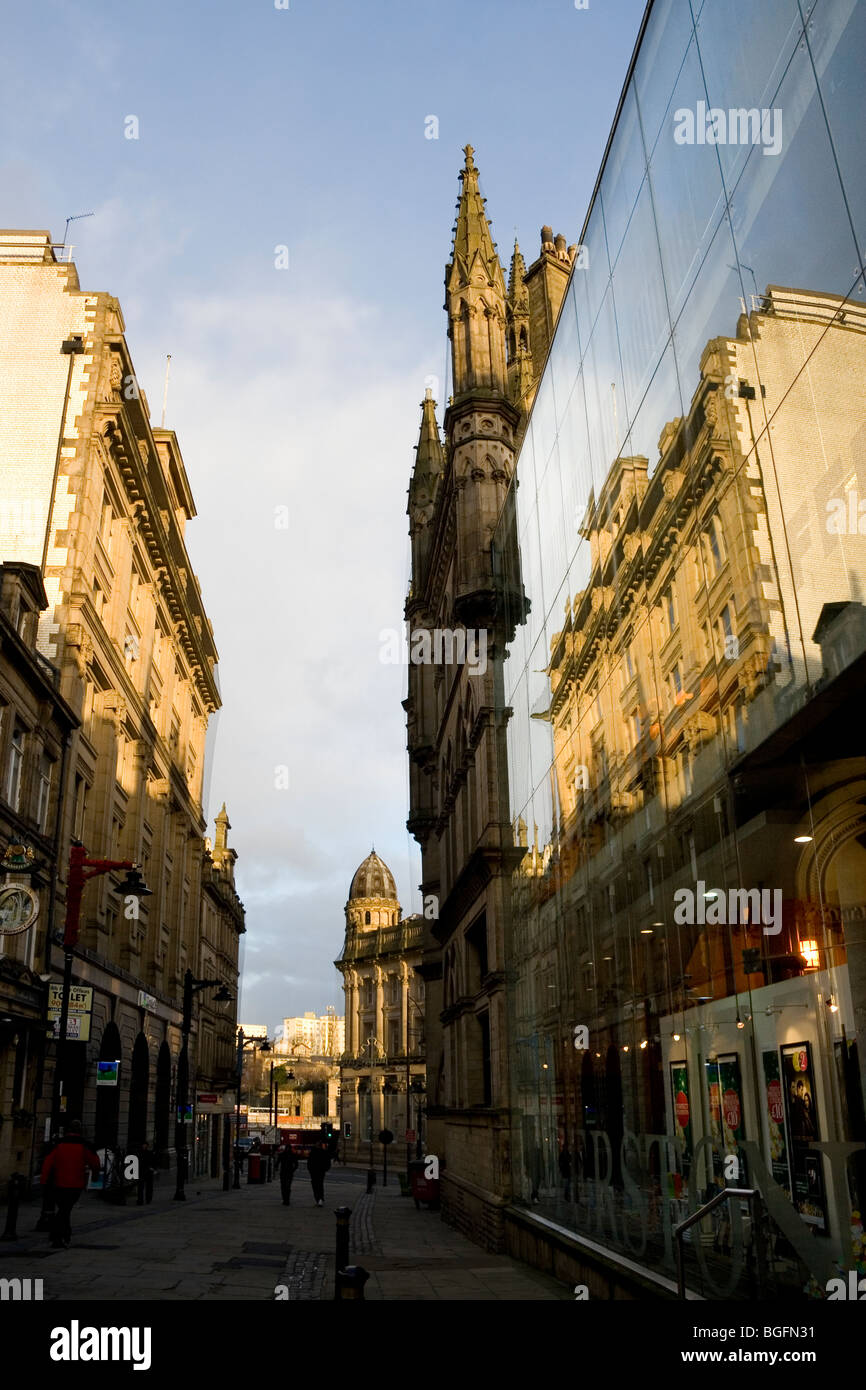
125,279 -> 426,1020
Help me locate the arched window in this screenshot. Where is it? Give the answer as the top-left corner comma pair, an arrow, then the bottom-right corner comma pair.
94,1022 -> 123,1149
365,910 -> 371,925
128,1032 -> 150,1150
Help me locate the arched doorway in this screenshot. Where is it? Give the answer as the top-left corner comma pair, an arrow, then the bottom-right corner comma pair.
94,1022 -> 122,1149
154,1040 -> 171,1160
128,1033 -> 150,1150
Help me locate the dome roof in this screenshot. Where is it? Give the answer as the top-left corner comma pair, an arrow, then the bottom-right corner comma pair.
349,849 -> 398,903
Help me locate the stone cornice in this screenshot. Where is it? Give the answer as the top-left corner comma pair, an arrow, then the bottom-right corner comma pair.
95,399 -> 220,715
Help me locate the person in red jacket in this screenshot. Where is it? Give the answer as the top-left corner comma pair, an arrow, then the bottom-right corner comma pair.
41,1120 -> 100,1248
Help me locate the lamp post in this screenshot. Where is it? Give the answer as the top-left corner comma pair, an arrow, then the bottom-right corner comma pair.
234,1029 -> 271,1189
266,1058 -> 275,1181
51,842 -> 151,1135
404,997 -> 425,1172
174,970 -> 232,1201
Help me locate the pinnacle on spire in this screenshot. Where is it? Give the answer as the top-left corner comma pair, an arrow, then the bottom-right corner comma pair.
447,144 -> 504,296
507,238 -> 527,299
445,145 -> 508,397
414,390 -> 444,478
214,802 -> 230,854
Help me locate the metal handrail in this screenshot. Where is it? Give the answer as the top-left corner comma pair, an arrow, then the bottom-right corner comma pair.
674,1187 -> 759,1299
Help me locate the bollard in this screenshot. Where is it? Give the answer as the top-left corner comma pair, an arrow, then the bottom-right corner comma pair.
366,1168 -> 376,1194
334,1206 -> 351,1300
1,1173 -> 26,1241
336,1265 -> 369,1300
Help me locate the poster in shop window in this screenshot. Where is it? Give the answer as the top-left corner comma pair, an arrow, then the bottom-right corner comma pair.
704,1053 -> 747,1183
761,1049 -> 791,1196
780,1041 -> 827,1232
669,1061 -> 692,1177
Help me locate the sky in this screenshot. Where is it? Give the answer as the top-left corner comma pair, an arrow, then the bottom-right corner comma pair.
0,0 -> 647,1033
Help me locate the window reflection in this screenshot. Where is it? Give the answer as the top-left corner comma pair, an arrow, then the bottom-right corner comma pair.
496,0 -> 866,1297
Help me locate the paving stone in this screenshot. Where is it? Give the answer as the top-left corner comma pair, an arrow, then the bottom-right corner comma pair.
0,1168 -> 568,1302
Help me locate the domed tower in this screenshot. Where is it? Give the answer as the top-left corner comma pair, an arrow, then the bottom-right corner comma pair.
345,848 -> 401,934
335,849 -> 426,1163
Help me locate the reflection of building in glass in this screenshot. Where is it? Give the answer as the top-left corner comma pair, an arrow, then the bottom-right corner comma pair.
407,0 -> 866,1297
507,287 -> 866,1292
334,851 -> 425,1160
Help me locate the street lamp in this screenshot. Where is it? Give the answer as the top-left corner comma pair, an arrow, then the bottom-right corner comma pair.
51,843 -> 151,1135
233,1029 -> 271,1189
174,971 -> 232,1201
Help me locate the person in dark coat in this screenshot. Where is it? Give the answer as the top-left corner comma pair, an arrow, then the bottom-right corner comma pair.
41,1120 -> 100,1247
307,1141 -> 331,1206
277,1143 -> 298,1205
135,1140 -> 156,1205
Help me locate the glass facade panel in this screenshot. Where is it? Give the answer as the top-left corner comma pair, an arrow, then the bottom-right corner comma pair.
495,0 -> 866,1299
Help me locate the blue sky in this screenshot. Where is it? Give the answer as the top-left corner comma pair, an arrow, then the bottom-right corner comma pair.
0,0 -> 646,1031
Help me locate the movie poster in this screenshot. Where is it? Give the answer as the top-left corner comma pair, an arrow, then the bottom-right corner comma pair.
780,1041 -> 827,1231
704,1054 -> 747,1183
761,1050 -> 791,1195
670,1061 -> 692,1180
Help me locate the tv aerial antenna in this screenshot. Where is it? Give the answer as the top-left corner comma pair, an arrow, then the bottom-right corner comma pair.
62,211 -> 95,261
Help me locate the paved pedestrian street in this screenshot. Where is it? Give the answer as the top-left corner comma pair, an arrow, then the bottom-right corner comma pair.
0,1167 -> 571,1302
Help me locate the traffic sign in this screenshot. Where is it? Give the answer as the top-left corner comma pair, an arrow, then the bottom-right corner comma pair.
379,1128 -> 394,1145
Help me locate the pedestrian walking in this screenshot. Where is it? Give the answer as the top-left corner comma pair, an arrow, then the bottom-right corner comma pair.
307,1140 -> 331,1206
135,1140 -> 156,1205
41,1120 -> 100,1248
277,1142 -> 298,1205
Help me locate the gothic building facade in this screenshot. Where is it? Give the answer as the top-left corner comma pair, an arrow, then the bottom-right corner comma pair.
404,148 -> 574,1246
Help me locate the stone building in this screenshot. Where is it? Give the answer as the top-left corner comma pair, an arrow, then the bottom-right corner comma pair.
275,1010 -> 345,1059
193,805 -> 246,1177
0,562 -> 78,1185
404,149 -> 571,1245
335,850 -> 425,1162
0,230 -> 242,1171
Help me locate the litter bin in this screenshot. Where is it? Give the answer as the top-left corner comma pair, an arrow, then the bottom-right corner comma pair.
247,1152 -> 261,1184
408,1158 -> 440,1210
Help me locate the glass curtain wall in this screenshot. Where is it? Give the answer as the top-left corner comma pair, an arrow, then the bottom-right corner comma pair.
494,0 -> 866,1298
